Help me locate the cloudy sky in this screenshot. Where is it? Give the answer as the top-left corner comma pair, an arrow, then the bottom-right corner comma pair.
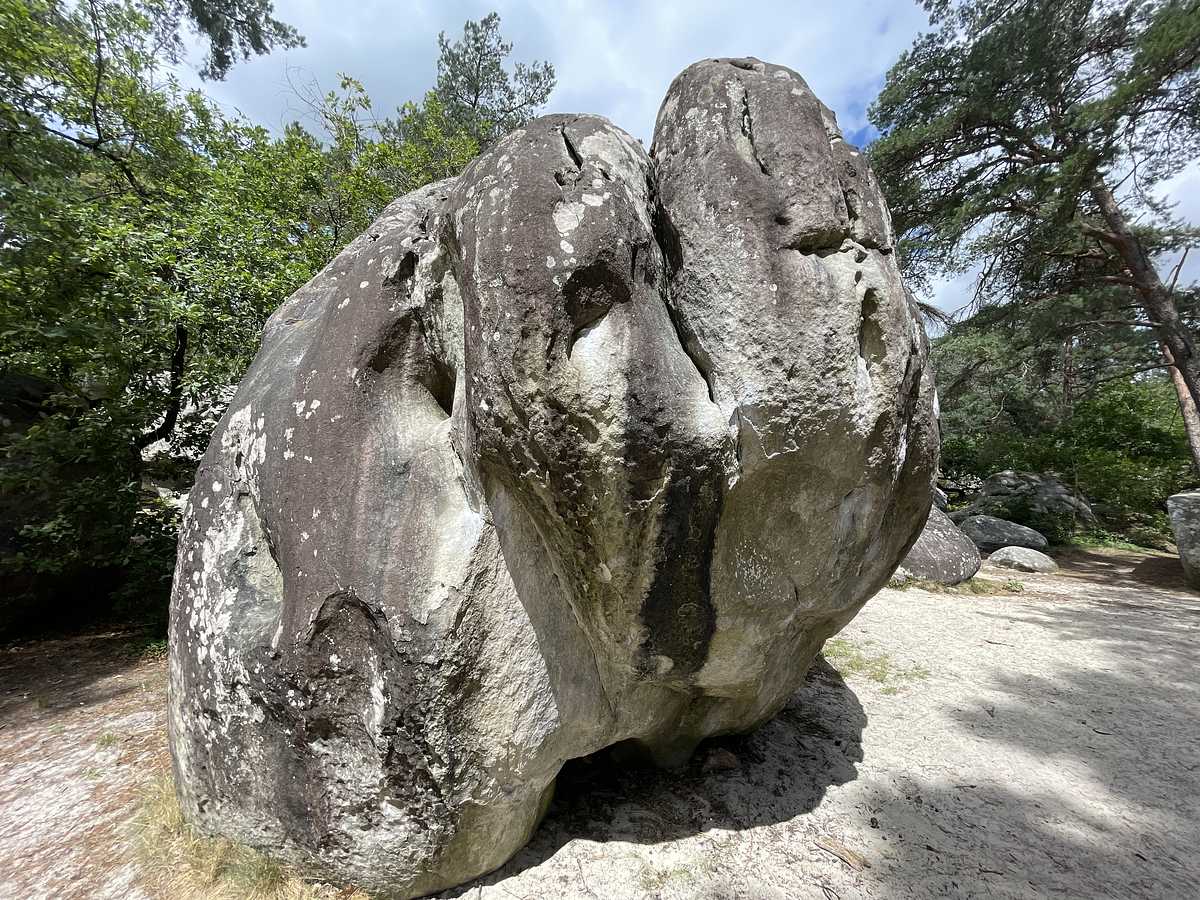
176,0 -> 1199,313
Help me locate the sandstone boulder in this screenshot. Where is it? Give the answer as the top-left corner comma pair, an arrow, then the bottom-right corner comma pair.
950,470 -> 1094,543
960,515 -> 1049,553
988,546 -> 1058,574
168,58 -> 938,899
1167,491 -> 1200,589
898,507 -> 981,585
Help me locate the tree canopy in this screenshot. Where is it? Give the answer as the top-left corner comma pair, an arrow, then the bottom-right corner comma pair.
870,0 -> 1200,467
434,12 -> 556,145
0,2 -> 549,629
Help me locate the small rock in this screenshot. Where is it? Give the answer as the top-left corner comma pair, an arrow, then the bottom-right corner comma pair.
899,507 -> 981,585
702,748 -> 741,773
988,546 -> 1058,574
1167,491 -> 1200,589
960,515 -> 1048,553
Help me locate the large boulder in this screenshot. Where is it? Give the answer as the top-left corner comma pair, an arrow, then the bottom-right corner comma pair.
168,58 -> 938,899
898,507 -> 981,585
950,470 -> 1095,543
1167,491 -> 1200,588
988,546 -> 1058,574
960,515 -> 1049,553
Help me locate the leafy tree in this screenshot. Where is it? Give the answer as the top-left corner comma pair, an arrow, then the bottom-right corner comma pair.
870,0 -> 1200,466
434,12 -> 555,145
288,75 -> 477,249
168,0 -> 303,79
0,0 -> 330,625
0,1 -> 550,632
934,289 -> 1196,542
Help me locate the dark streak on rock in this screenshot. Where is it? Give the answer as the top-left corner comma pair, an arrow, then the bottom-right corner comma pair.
560,125 -> 584,171
636,469 -> 721,680
740,89 -> 771,177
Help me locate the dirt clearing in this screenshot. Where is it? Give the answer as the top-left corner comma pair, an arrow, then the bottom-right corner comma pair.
1,547 -> 1196,899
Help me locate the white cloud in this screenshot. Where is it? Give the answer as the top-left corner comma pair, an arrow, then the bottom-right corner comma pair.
531,0 -> 928,144
174,0 -> 1198,308
174,0 -> 928,145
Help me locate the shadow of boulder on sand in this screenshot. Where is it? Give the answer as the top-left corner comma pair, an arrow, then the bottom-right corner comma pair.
441,657 -> 865,895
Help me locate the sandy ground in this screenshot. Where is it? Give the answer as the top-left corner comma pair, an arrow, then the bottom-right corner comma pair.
0,632 -> 168,900
1,547 -> 1197,900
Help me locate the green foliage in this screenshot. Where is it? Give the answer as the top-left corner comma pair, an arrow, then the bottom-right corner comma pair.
171,0 -> 303,80
434,12 -> 556,145
874,0 -> 1200,541
0,0 -> 333,624
936,308 -> 1193,536
0,2 -> 546,632
869,0 -> 1200,294
290,76 -> 478,247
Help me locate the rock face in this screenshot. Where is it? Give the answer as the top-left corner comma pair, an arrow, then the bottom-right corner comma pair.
988,546 -> 1058,574
898,507 -> 981,585
950,471 -> 1094,543
168,58 -> 939,899
1167,491 -> 1200,588
960,515 -> 1049,553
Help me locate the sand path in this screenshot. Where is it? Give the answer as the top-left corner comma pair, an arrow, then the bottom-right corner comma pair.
1,547 -> 1195,899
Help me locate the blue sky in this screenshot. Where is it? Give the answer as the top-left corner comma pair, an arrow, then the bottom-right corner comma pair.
175,0 -> 1198,314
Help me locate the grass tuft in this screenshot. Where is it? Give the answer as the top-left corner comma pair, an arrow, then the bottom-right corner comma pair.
1067,529 -> 1168,553
821,638 -> 930,695
894,576 -> 1024,595
135,636 -> 170,662
133,774 -> 370,900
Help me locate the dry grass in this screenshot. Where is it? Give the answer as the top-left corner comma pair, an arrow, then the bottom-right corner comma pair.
895,576 -> 1025,595
133,774 -> 370,900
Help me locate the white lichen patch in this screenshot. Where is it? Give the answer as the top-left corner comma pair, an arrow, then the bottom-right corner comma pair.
553,201 -> 586,235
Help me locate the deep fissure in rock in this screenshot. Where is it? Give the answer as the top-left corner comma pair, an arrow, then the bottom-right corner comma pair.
859,288 -> 887,368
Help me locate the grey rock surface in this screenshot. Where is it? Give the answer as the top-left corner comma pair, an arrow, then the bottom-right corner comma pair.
168,57 -> 938,899
950,470 -> 1095,541
960,515 -> 1049,553
1167,491 -> 1200,588
988,546 -> 1059,574
899,507 -> 981,585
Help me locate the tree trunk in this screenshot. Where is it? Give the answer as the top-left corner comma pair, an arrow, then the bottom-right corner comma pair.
135,322 -> 188,451
1161,342 -> 1200,474
1089,177 -> 1200,471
